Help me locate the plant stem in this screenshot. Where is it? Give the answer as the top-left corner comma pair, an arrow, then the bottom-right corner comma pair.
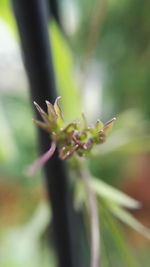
80,162 -> 100,267
26,141 -> 56,176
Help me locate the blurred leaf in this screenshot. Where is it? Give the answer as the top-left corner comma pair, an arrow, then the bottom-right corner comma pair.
50,22 -> 81,121
91,177 -> 140,209
0,202 -> 53,267
107,202 -> 150,240
100,202 -> 138,267
0,95 -> 37,178
115,136 -> 150,154
0,103 -> 18,161
96,131 -> 150,156
0,0 -> 17,35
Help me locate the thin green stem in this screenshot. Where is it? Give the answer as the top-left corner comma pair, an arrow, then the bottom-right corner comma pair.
80,161 -> 100,267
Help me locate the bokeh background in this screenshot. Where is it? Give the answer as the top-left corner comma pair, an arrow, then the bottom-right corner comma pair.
0,0 -> 150,266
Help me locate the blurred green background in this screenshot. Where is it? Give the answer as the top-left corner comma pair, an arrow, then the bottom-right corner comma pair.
0,0 -> 150,266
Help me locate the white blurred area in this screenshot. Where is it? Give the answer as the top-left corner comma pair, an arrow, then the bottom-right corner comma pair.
82,63 -> 103,122
0,19 -> 27,93
61,0 -> 79,36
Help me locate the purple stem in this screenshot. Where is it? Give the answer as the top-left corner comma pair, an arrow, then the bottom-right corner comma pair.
26,141 -> 56,177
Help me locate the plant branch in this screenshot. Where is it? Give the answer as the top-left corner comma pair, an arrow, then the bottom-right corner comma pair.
80,162 -> 100,267
26,141 -> 56,176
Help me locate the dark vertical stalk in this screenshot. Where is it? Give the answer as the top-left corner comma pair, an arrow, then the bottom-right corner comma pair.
12,1 -> 88,267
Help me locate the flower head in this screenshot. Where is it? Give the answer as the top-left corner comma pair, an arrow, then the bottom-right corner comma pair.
33,97 -> 116,160
26,97 -> 116,176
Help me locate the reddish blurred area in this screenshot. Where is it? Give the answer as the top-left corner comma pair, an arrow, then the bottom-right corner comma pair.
123,153 -> 150,247
0,179 -> 45,226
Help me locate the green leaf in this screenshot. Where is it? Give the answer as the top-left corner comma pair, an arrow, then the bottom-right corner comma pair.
0,0 -> 17,36
100,202 -> 138,267
0,103 -> 18,161
108,203 -> 150,240
50,22 -> 81,121
91,177 -> 140,209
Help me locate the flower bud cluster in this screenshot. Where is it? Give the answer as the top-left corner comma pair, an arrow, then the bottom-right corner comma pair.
33,97 -> 116,160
